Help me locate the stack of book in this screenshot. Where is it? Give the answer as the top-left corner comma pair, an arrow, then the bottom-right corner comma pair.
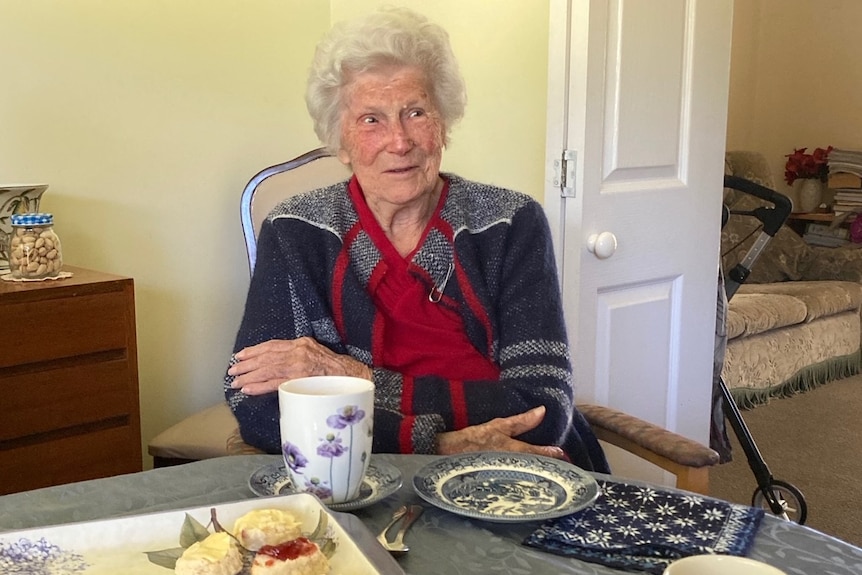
828,149 -> 862,214
802,222 -> 850,247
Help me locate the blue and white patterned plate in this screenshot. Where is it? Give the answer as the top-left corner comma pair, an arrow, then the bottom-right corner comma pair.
412,452 -> 600,523
249,458 -> 403,512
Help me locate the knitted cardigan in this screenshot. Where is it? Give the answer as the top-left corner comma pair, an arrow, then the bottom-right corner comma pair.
225,173 -> 609,473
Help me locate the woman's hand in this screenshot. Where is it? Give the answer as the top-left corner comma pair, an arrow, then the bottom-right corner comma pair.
435,406 -> 566,460
228,337 -> 373,395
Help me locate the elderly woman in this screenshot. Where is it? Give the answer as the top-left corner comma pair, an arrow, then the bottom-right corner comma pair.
224,7 -> 609,473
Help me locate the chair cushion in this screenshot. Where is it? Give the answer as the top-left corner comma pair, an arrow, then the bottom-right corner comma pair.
147,402 -> 238,460
227,427 -> 267,456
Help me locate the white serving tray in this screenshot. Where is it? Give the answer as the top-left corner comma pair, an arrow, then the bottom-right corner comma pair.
0,492 -> 404,575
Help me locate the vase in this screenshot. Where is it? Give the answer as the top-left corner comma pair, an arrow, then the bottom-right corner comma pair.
793,178 -> 824,213
0,184 -> 49,272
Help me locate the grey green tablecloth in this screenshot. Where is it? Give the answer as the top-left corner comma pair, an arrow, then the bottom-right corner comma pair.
1,454 -> 860,574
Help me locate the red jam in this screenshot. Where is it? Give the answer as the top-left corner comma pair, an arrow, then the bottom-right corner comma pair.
258,537 -> 318,562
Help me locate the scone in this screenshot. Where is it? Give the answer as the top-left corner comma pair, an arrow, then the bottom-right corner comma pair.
251,537 -> 330,575
233,509 -> 303,551
174,531 -> 243,575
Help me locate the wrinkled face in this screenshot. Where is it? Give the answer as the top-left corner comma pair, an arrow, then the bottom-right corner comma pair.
337,65 -> 445,211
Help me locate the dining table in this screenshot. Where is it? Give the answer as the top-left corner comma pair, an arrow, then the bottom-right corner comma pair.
1,453 -> 861,575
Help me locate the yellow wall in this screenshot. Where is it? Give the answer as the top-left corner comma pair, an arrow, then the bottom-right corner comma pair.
727,0 -> 862,202
0,1 -> 549,467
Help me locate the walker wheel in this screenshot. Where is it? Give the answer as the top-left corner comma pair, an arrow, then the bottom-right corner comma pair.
751,479 -> 807,524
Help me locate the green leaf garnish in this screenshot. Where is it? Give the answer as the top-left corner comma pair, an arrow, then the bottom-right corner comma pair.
145,547 -> 186,569
319,538 -> 337,559
179,513 -> 212,548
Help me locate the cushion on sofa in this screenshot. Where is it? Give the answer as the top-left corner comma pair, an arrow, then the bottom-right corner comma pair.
803,245 -> 862,282
721,192 -> 816,284
722,151 -> 818,284
725,293 -> 807,340
737,280 -> 862,322
723,152 -> 862,284
725,150 -> 776,190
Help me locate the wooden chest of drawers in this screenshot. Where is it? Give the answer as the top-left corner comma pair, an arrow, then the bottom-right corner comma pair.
0,266 -> 142,494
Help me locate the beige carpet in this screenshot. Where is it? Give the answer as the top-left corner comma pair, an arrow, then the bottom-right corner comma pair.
709,374 -> 862,547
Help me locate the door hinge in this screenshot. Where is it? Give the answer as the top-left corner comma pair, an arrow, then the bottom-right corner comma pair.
553,149 -> 577,197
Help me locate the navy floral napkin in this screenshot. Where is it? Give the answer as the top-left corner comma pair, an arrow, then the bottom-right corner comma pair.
524,479 -> 764,574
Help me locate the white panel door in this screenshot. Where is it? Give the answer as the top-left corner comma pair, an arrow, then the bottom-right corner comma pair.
545,0 -> 732,484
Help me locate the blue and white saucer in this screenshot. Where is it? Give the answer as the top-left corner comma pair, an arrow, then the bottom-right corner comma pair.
248,458 -> 403,512
412,452 -> 599,522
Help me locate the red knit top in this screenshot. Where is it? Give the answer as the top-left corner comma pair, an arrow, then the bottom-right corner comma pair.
348,177 -> 500,381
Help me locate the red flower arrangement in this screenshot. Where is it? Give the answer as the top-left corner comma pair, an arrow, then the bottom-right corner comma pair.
784,146 -> 833,185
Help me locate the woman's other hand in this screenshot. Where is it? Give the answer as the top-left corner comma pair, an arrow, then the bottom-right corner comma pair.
435,406 -> 566,460
228,337 -> 373,395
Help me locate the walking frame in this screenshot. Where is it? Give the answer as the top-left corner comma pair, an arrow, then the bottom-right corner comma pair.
720,175 -> 808,524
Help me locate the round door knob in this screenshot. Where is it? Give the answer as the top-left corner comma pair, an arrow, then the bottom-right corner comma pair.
587,232 -> 617,259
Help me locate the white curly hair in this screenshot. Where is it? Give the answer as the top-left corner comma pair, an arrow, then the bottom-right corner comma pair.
305,6 -> 467,153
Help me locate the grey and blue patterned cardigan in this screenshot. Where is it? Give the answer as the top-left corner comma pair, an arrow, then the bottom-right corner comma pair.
225,173 -> 609,473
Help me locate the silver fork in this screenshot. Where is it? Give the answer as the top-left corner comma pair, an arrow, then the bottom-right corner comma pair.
376,505 -> 408,548
379,504 -> 424,556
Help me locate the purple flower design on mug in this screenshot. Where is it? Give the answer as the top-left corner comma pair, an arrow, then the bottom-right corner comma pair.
303,476 -> 333,501
326,405 -> 365,429
322,404 -> 367,501
317,432 -> 347,501
282,441 -> 308,473
317,433 -> 346,458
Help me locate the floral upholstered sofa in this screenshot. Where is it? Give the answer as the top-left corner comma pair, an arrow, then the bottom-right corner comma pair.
721,151 -> 862,407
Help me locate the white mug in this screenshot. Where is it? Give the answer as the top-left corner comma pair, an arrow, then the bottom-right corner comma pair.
278,376 -> 374,504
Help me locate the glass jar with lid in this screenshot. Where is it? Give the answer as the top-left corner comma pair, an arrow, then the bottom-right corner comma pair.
9,213 -> 63,279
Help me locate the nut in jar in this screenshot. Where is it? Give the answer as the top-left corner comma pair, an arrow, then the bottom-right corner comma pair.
9,213 -> 63,279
